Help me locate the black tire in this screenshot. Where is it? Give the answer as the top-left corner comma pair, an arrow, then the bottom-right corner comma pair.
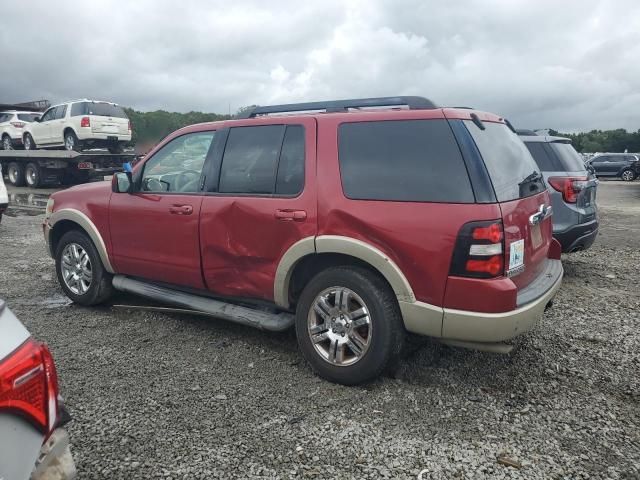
7,162 -> 25,186
1,134 -> 13,151
24,162 -> 42,188
55,230 -> 114,306
295,266 -> 405,385
23,133 -> 35,150
108,143 -> 124,154
64,130 -> 82,152
620,169 -> 636,182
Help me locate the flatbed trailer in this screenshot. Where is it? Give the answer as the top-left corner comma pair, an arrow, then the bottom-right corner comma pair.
0,150 -> 135,188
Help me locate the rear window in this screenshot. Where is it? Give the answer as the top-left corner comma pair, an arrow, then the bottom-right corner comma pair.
338,119 -> 474,203
466,121 -> 544,202
548,143 -> 586,172
71,102 -> 127,118
17,113 -> 40,122
524,142 -> 558,171
0,113 -> 11,123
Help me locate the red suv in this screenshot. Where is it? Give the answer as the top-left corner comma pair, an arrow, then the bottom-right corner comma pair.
43,97 -> 562,385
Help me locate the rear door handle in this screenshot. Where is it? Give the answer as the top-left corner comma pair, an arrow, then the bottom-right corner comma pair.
169,204 -> 193,215
275,209 -> 307,221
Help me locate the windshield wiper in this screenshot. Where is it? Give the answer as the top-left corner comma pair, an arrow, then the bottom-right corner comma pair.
519,171 -> 543,186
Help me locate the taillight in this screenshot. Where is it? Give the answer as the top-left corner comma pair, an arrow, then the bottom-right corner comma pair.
547,176 -> 588,203
10,121 -> 26,129
450,220 -> 505,278
128,119 -> 132,131
0,339 -> 59,433
80,116 -> 90,128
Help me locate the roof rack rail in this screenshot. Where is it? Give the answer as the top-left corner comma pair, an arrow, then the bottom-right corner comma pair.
236,96 -> 437,119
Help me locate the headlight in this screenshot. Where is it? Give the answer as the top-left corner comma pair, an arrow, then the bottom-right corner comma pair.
45,198 -> 55,217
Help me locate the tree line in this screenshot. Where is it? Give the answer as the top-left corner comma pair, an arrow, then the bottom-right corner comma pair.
124,107 -> 639,154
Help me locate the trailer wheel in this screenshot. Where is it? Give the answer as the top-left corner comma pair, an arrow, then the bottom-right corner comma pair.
7,162 -> 25,186
25,162 -> 42,188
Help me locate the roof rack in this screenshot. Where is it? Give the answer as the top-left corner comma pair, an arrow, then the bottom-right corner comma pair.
236,96 -> 437,119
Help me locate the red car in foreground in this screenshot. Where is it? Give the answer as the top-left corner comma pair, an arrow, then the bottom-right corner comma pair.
43,96 -> 562,384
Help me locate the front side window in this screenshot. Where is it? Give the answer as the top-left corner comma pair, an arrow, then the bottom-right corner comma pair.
466,121 -> 544,202
338,119 -> 474,203
141,131 -> 215,193
40,108 -> 56,122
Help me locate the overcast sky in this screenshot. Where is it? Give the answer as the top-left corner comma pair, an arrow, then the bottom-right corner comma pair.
3,0 -> 639,131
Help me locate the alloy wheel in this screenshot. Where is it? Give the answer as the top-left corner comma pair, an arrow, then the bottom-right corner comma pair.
2,136 -> 12,150
61,243 -> 93,295
621,170 -> 634,181
65,135 -> 75,150
307,287 -> 372,366
24,136 -> 32,150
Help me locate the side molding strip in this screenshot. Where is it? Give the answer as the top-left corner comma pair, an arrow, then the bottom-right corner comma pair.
48,208 -> 115,273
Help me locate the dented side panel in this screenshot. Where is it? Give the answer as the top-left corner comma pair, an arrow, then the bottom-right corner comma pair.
199,117 -> 318,301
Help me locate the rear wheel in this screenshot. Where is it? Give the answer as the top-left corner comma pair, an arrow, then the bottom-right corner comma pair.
55,230 -> 113,305
7,162 -> 25,186
621,169 -> 636,181
1,134 -> 13,151
23,133 -> 35,150
295,266 -> 405,385
25,162 -> 42,188
64,131 -> 81,151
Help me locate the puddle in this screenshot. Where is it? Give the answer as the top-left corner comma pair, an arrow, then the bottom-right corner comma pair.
5,192 -> 50,217
39,295 -> 72,308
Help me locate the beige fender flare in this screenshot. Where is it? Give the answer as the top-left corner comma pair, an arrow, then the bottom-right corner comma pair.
46,208 -> 115,273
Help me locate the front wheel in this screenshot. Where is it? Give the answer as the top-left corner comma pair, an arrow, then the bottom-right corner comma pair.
621,169 -> 636,181
55,230 -> 114,306
295,266 -> 405,385
23,133 -> 35,150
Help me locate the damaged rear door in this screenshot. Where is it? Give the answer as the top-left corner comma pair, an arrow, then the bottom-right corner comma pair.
199,117 -> 317,301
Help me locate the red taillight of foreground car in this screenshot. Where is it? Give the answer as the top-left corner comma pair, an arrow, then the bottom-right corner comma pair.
10,121 -> 26,129
547,176 -> 588,203
0,339 -> 59,433
80,116 -> 90,128
450,220 -> 505,279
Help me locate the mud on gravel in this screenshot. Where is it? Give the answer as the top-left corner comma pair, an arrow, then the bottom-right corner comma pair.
0,181 -> 638,479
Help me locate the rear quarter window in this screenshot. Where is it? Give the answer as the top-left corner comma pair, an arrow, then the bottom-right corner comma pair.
338,119 -> 474,203
548,143 -> 586,172
524,142 -> 559,171
466,121 -> 544,202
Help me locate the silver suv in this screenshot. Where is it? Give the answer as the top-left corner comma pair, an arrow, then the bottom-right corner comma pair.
519,132 -> 599,252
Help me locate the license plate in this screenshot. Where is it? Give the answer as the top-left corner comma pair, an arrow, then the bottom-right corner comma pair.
531,223 -> 543,249
107,136 -> 118,142
508,239 -> 525,271
103,125 -> 119,134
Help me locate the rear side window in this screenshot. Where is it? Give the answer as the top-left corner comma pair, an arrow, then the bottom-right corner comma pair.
466,121 -> 544,202
53,105 -> 67,119
338,120 -> 474,203
218,124 -> 305,195
548,143 -> 586,172
70,103 -> 86,116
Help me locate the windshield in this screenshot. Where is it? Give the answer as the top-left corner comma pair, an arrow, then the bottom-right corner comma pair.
466,121 -> 545,202
85,102 -> 128,118
17,113 -> 41,122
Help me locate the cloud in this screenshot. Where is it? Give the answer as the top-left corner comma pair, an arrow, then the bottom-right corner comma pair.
1,0 -> 639,131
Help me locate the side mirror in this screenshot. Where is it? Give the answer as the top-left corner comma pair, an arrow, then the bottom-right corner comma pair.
112,172 -> 132,193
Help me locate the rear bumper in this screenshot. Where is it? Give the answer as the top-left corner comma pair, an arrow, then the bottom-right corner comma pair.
402,260 -> 563,344
31,428 -> 76,480
554,219 -> 599,253
76,131 -> 131,142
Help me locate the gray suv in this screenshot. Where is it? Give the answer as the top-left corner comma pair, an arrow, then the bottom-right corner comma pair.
519,132 -> 599,252
587,153 -> 639,181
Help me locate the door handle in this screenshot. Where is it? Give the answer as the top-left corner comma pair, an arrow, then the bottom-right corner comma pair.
275,209 -> 307,221
169,204 -> 193,215
529,204 -> 552,225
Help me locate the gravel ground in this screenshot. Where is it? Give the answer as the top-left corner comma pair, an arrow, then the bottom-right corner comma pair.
0,181 -> 638,479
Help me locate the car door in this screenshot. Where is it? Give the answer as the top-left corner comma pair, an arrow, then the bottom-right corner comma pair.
590,155 -> 610,175
199,117 -> 317,301
109,129 -> 217,289
31,107 -> 56,144
49,105 -> 67,145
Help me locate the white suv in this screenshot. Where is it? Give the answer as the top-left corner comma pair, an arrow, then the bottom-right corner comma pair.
23,99 -> 131,153
0,111 -> 41,150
